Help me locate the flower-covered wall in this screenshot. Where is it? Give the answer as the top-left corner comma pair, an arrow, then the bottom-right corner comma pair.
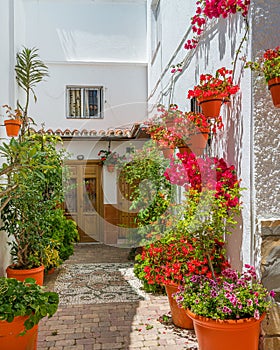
147,0 -> 252,269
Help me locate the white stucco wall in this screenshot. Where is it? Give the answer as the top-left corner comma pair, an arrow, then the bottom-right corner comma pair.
7,0 -> 148,133
21,0 -> 147,63
25,62 -> 147,131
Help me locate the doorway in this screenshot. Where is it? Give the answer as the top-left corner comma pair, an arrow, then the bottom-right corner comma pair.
64,160 -> 103,243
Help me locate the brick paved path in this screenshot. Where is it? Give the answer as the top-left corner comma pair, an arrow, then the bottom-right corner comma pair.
38,244 -> 198,350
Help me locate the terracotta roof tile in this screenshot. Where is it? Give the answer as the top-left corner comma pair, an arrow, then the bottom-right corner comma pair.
32,123 -> 149,139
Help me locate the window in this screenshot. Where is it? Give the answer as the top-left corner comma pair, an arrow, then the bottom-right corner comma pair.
190,97 -> 202,113
66,86 -> 103,119
151,0 -> 161,62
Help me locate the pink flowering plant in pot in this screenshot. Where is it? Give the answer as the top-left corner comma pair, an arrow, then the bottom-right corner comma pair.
187,67 -> 240,101
174,264 -> 275,320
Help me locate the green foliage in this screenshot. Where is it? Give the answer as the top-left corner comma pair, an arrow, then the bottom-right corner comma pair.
0,277 -> 59,334
15,47 -> 49,126
1,134 -> 70,269
44,208 -> 79,264
119,141 -> 175,244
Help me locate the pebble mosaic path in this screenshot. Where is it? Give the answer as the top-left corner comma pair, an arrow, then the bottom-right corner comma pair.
38,244 -> 198,350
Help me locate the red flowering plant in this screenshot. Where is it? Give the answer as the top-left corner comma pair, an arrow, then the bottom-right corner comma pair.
135,233 -> 230,288
146,105 -> 223,150
187,67 -> 240,101
185,0 -> 250,50
163,153 -> 242,276
134,153 -> 242,292
98,149 -> 119,165
245,46 -> 280,82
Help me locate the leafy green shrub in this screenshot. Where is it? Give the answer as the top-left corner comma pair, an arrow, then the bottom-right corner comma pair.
0,277 -> 59,334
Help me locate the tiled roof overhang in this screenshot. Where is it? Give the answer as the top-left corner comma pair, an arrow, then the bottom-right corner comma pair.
32,123 -> 150,141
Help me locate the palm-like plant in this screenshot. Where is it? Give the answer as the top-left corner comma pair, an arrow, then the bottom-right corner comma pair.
15,47 -> 49,132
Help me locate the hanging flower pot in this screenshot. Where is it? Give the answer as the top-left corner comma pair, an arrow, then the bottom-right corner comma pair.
6,265 -> 45,286
165,284 -> 194,329
177,145 -> 191,155
186,310 -> 265,350
4,119 -> 22,137
188,128 -> 209,156
198,96 -> 224,117
0,317 -> 38,350
268,77 -> 280,107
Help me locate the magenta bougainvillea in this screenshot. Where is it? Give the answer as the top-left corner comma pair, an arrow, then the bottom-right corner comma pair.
185,0 -> 251,50
164,152 -> 241,210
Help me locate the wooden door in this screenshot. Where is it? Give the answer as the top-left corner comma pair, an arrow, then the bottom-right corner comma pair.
64,161 -> 103,242
117,169 -> 138,240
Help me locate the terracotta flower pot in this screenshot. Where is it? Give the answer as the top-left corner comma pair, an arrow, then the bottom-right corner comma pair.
4,119 -> 22,137
6,265 -> 45,286
177,146 -> 191,155
0,316 -> 38,350
198,96 -> 224,117
188,129 -> 209,156
165,284 -> 194,329
161,148 -> 174,159
268,77 -> 280,107
187,309 -> 265,350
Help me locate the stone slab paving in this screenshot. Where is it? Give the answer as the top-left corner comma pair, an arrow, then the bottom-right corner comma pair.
38,244 -> 198,350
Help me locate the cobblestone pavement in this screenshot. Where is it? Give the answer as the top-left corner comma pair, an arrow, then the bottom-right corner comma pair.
38,244 -> 198,350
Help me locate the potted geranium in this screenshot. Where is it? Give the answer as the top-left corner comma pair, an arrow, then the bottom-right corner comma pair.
174,265 -> 275,350
245,46 -> 280,107
2,104 -> 22,137
187,67 -> 240,117
0,277 -> 59,349
98,149 -> 119,172
135,233 -> 230,329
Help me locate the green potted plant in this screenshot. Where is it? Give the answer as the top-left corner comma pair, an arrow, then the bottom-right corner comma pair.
0,277 -> 59,350
187,67 -> 240,117
2,105 -> 23,137
1,134 -> 69,285
15,46 -> 49,134
174,266 -> 275,350
245,46 -> 280,107
43,208 -> 79,273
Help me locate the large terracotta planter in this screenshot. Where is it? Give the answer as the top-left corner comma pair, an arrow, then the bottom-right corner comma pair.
268,77 -> 280,107
165,285 -> 194,329
198,96 -> 224,117
4,119 -> 22,137
6,265 -> 45,286
187,309 -> 265,350
0,316 -> 38,350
